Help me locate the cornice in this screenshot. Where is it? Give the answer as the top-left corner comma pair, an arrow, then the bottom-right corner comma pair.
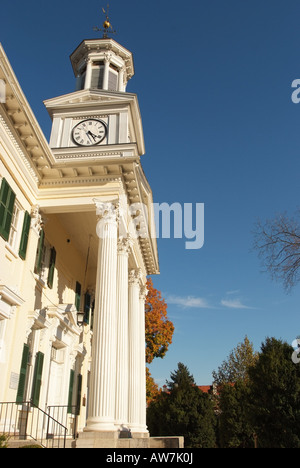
51,142 -> 139,162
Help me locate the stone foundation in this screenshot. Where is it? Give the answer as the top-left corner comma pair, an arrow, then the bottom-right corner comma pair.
75,431 -> 184,449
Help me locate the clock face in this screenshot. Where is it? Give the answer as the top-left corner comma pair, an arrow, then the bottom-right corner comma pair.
72,119 -> 107,146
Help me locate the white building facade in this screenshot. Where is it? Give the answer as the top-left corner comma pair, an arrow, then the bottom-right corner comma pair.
0,34 -> 159,447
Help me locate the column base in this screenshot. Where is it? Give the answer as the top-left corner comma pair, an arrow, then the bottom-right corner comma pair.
84,417 -> 116,433
127,424 -> 149,436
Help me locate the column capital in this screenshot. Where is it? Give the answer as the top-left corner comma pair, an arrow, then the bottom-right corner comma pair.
104,52 -> 113,63
128,268 -> 142,286
30,205 -> 44,235
139,285 -> 148,302
94,200 -> 120,238
94,199 -> 119,221
117,236 -> 132,256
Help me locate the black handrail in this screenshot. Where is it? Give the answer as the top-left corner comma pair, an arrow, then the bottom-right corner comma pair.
0,401 -> 67,448
47,405 -> 79,439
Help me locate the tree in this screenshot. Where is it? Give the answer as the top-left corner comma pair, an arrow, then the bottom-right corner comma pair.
147,363 -> 217,448
212,336 -> 258,386
146,367 -> 161,405
145,277 -> 174,364
253,211 -> 300,291
247,337 -> 300,448
218,380 -> 254,448
145,278 -> 174,403
167,362 -> 195,390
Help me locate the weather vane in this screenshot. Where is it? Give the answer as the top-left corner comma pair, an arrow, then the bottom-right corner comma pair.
93,4 -> 116,38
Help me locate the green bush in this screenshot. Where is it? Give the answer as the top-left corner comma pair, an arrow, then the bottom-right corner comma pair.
0,434 -> 9,448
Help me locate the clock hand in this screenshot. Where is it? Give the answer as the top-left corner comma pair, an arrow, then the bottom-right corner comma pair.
87,130 -> 99,141
85,131 -> 94,143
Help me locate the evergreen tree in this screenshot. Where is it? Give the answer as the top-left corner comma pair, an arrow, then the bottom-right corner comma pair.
218,380 -> 254,448
248,337 -> 300,448
167,362 -> 195,390
147,363 -> 216,448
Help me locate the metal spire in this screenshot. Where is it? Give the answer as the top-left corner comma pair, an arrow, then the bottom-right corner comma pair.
93,4 -> 116,38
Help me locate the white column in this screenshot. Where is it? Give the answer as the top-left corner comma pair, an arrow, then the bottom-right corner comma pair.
85,200 -> 118,432
128,269 -> 141,433
138,284 -> 148,433
84,58 -> 92,89
114,237 -> 131,430
118,67 -> 125,92
103,55 -> 110,90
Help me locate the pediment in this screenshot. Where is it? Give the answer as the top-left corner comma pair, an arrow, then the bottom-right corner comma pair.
59,303 -> 78,327
44,89 -> 136,115
47,303 -> 79,329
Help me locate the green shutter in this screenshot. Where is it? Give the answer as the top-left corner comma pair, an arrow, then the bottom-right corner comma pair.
47,247 -> 56,288
91,299 -> 95,330
76,374 -> 82,415
19,211 -> 31,260
0,178 -> 16,241
16,344 -> 29,403
35,229 -> 45,274
31,352 -> 44,407
83,293 -> 91,324
67,369 -> 75,414
75,282 -> 81,311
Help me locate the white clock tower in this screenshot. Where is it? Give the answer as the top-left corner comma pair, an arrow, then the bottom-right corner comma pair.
43,17 -> 159,447
45,36 -> 144,163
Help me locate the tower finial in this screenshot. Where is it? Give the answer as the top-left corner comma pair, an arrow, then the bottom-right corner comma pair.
93,4 -> 116,38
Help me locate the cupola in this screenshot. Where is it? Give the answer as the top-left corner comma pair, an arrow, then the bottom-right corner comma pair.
70,38 -> 134,93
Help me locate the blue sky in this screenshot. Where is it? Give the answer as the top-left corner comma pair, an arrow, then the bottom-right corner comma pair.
2,0 -> 300,386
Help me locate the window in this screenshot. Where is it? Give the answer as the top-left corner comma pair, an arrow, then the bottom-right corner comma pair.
91,64 -> 104,89
108,69 -> 118,91
0,178 -> 16,241
0,179 -> 31,259
51,345 -> 64,363
34,230 -> 57,288
7,203 -> 21,250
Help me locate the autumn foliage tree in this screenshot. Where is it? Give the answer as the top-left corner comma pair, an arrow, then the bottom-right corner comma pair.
145,278 -> 174,364
145,277 -> 174,403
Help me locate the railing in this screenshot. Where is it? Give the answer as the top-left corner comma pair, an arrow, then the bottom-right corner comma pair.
0,402 -> 67,448
47,405 -> 79,439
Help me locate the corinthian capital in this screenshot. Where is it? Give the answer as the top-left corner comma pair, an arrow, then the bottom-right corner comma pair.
117,236 -> 132,255
139,285 -> 148,302
94,199 -> 120,224
30,205 -> 43,235
128,268 -> 142,286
